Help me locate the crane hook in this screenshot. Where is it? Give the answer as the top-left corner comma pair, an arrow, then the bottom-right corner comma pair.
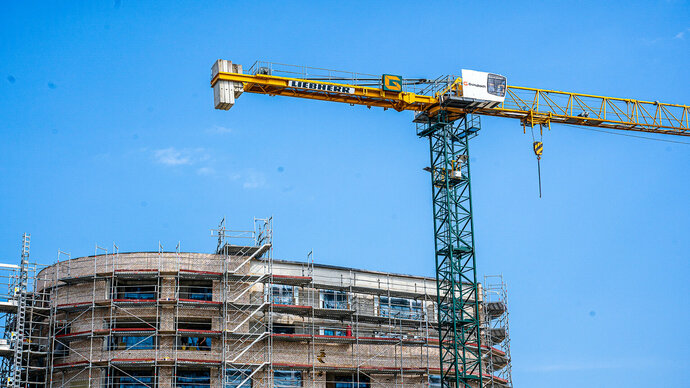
533,141 -> 543,198
533,141 -> 543,159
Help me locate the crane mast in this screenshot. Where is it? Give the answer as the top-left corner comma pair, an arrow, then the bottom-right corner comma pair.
417,112 -> 484,387
211,59 -> 690,388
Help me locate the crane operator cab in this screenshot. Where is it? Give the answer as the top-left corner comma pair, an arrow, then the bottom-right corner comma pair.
439,69 -> 507,110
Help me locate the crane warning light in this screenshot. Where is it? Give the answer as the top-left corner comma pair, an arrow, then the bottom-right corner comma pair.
382,74 -> 403,92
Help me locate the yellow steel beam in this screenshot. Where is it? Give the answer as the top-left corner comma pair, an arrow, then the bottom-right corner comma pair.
212,72 -> 436,112
212,72 -> 690,137
485,86 -> 690,136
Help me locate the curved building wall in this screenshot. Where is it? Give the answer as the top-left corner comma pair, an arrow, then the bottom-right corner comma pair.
28,250 -> 507,388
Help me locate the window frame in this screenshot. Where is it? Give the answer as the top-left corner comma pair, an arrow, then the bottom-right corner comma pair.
273,370 -> 302,387
177,335 -> 212,351
320,290 -> 349,309
179,279 -> 213,301
112,368 -> 156,388
269,285 -> 298,305
378,296 -> 424,320
115,280 -> 158,300
486,73 -> 507,97
176,369 -> 211,388
109,335 -> 156,351
177,318 -> 213,331
320,327 -> 347,337
225,369 -> 252,388
332,374 -> 370,388
273,324 -> 296,335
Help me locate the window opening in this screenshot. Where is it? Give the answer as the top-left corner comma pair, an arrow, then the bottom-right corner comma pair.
274,371 -> 301,387
320,290 -> 348,309
271,285 -> 296,305
179,279 -> 213,301
379,296 -> 423,320
176,370 -> 211,388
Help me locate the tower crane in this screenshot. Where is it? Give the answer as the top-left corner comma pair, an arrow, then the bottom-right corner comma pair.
210,59 -> 690,388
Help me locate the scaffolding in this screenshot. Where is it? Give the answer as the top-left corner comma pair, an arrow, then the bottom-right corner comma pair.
0,234 -> 51,388
216,217 -> 275,387
0,222 -> 512,388
481,276 -> 512,388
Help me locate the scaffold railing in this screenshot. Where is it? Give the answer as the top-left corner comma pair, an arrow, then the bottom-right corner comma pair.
482,275 -> 513,388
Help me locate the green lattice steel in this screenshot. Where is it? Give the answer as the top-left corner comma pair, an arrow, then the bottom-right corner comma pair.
418,112 -> 483,388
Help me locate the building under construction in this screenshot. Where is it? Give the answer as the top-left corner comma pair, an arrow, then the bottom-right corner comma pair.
0,220 -> 511,387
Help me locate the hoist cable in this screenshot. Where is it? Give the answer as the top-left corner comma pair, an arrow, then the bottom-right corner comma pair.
537,158 -> 542,198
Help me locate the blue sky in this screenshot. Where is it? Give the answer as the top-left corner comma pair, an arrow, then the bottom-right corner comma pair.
1,1 -> 689,386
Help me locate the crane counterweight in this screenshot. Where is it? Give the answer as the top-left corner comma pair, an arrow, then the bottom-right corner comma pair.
212,59 -> 244,110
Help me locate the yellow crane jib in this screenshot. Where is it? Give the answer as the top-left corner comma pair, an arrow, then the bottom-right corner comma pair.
211,59 -> 690,137
211,59 -> 435,112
